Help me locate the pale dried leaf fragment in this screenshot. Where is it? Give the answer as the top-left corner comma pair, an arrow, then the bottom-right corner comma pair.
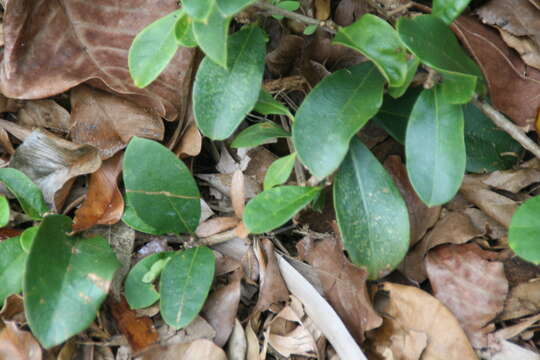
499,30 -> 540,70
480,167 -> 540,193
141,339 -> 226,360
17,99 -> 72,133
231,170 -> 245,218
369,320 -> 427,360
175,122 -> 202,159
157,316 -> 216,346
0,321 -> 42,360
196,217 -> 240,238
501,280 -> 540,320
227,319 -> 247,360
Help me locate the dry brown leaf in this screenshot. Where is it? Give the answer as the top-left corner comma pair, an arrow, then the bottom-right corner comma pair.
368,320 -> 427,360
400,211 -> 483,283
231,170 -> 245,218
501,280 -> 540,320
488,339 -> 540,360
384,155 -> 441,247
306,30 -> 366,70
227,319 -> 247,360
0,321 -> 42,360
265,35 -> 304,76
494,313 -> 540,341
452,15 -> 540,128
157,316 -> 216,346
197,173 -> 260,200
17,99 -> 72,133
73,152 -> 124,232
244,147 -> 278,186
480,167 -> 540,193
9,129 -> 101,210
175,122 -> 202,159
211,237 -> 259,283
196,217 -> 240,238
375,282 -> 477,360
425,243 -> 509,348
499,30 -> 540,70
245,320 -> 261,360
334,0 -> 369,26
297,236 -> 382,343
141,339 -> 226,360
0,295 -> 24,322
70,86 -> 164,159
1,0 -> 195,121
0,128 -> 14,155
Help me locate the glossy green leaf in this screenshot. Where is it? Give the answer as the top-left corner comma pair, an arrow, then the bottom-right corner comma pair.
124,252 -> 174,309
464,102 -> 522,173
20,226 -> 39,253
128,10 -> 180,88
175,12 -> 197,47
216,0 -> 257,16
182,0 -> 214,21
433,0 -> 472,24
397,15 -> 483,104
194,25 -> 266,139
160,247 -> 215,329
273,1 -> 301,19
122,200 -> 162,235
244,186 -> 321,234
405,86 -> 466,206
253,89 -> 293,119
142,258 -> 171,283
334,14 -> 409,87
334,138 -> 409,279
0,236 -> 26,305
231,122 -> 290,148
0,195 -> 9,227
0,168 -> 48,220
292,62 -> 384,178
123,137 -> 201,234
192,3 -> 232,67
304,24 -> 317,35
509,196 -> 540,264
25,215 -> 120,348
388,56 -> 419,98
264,153 -> 296,190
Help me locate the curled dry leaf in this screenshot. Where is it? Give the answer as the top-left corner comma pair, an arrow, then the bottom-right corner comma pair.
157,316 -> 216,346
227,319 -> 247,360
0,321 -> 42,360
17,99 -> 72,133
141,339 -> 226,360
480,166 -> 540,193
196,217 -> 240,238
9,129 -> 102,210
73,152 -> 124,232
498,30 -> 540,70
265,35 -> 304,77
306,30 -> 365,70
501,280 -> 540,320
374,282 -> 477,359
175,122 -> 202,159
425,243 -> 509,348
368,320 -> 428,360
231,170 -> 245,218
452,16 -> 540,128
334,0 -> 369,26
297,236 -> 382,343
1,0 -> 195,121
211,237 -> 259,283
70,86 -> 164,160
197,173 -> 260,200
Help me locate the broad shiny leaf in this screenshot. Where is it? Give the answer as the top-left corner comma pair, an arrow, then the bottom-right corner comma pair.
0,168 -> 48,220
334,14 -> 409,87
216,0 -> 257,16
194,25 -> 266,139
231,122 -> 289,148
432,0 -> 472,24
183,0 -> 214,21
509,196 -> 540,264
292,62 -> 384,178
264,153 -> 296,190
160,247 -> 215,328
388,56 -> 420,98
405,87 -> 466,206
0,196 -> 9,227
20,226 -> 38,253
0,236 -> 26,304
122,201 -> 161,235
253,89 -> 293,119
334,138 -> 409,279
192,3 -> 232,67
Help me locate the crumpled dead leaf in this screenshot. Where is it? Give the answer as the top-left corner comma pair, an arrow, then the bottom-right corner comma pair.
368,319 -> 427,360
266,35 -> 304,76
297,235 -> 382,343
1,0 -> 195,121
157,316 -> 216,346
501,280 -> 540,320
141,339 -> 226,360
227,319 -> 247,360
17,99 -> 72,133
0,321 -> 42,360
196,217 -> 240,238
9,129 -> 102,210
70,86 -> 164,159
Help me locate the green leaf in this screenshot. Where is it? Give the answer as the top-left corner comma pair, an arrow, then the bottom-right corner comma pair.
175,12 -> 197,47
244,186 -> 321,234
142,257 -> 171,283
182,0 -> 214,21
194,25 -> 266,139
192,3 -> 232,68
388,56 -> 420,98
334,138 -> 409,279
304,24 -> 317,35
509,196 -> 540,264
464,102 -> 522,173
264,153 -> 296,190
432,0 -> 472,24
123,137 -> 201,235
397,15 -> 483,104
292,62 -> 384,178
160,247 -> 215,329
253,89 -> 293,119
124,252 -> 174,309
0,168 -> 48,220
273,1 -> 301,19
231,122 -> 290,148
20,226 -> 39,253
25,215 -> 120,348
128,10 -> 181,88
216,0 -> 257,16
405,86 -> 466,206
334,14 -> 409,87
0,195 -> 9,227
122,200 -> 162,235
0,236 -> 26,305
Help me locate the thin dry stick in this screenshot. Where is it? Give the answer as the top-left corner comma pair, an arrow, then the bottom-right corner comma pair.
472,97 -> 540,160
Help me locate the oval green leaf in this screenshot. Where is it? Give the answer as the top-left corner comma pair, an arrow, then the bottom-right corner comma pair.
183,0 -> 214,21
0,195 -> 9,227
216,0 -> 257,16
124,251 -> 174,309
194,25 -> 266,139
253,89 -> 293,119
123,137 -> 201,235
334,138 -> 409,279
122,200 -> 162,235
160,247 -> 215,329
509,196 -> 540,264
20,226 -> 39,253
334,14 -> 409,87
0,236 -> 26,305
128,10 -> 181,88
192,3 -> 232,68
0,168 -> 48,220
231,122 -> 290,148
244,186 -> 321,234
175,12 -> 197,47
292,62 -> 384,178
405,86 -> 466,206
24,215 -> 120,348
388,56 -> 419,98
433,0 -> 472,24
264,153 -> 296,190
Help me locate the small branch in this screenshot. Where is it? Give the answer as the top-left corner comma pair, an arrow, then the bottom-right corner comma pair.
254,1 -> 337,34
472,97 -> 540,160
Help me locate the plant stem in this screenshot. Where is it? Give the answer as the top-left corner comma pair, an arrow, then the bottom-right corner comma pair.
472,97 -> 540,160
254,1 -> 337,34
